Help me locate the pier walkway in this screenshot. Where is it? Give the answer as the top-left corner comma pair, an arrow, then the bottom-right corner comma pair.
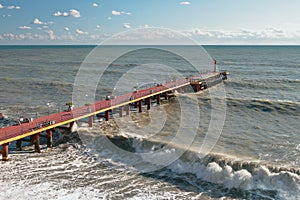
0,71 -> 228,161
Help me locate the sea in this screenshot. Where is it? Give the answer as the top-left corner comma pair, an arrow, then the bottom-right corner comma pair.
0,45 -> 299,200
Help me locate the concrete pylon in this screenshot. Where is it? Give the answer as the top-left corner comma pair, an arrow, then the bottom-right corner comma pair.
119,106 -> 123,117
46,129 -> 53,148
157,95 -> 160,105
1,143 -> 9,161
146,98 -> 151,110
138,100 -> 142,113
88,116 -> 93,127
16,140 -> 22,151
126,104 -> 130,115
33,134 -> 41,153
105,110 -> 110,121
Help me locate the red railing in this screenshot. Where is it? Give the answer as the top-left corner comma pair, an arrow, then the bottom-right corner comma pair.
0,76 -> 200,143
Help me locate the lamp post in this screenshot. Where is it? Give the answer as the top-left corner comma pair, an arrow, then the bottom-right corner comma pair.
85,94 -> 88,105
46,102 -> 50,115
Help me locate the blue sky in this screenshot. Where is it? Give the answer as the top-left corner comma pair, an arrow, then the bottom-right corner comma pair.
0,0 -> 300,44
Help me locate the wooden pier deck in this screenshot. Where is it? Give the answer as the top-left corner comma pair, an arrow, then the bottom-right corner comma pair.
0,71 -> 228,160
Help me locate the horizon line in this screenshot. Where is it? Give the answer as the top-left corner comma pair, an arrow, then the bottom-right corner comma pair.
1,44 -> 300,46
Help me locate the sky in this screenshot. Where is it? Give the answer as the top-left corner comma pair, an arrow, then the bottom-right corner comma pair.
0,0 -> 300,45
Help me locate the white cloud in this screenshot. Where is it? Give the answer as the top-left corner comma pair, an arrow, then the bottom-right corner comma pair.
2,14 -> 12,17
107,17 -> 112,20
112,10 -> 121,16
0,4 -> 3,9
64,27 -> 70,31
53,9 -> 80,18
180,2 -> 191,5
0,32 -> 83,42
7,5 -> 21,9
1,33 -> 28,41
179,27 -> 299,44
70,9 -> 81,18
1,27 -> 300,44
92,3 -> 99,7
3,33 -> 14,39
96,25 -> 101,29
33,18 -> 46,25
112,10 -> 131,16
76,29 -> 88,35
18,26 -> 32,30
18,34 -> 25,40
45,30 -> 56,40
123,23 -> 131,29
53,11 -> 69,17
53,11 -> 61,16
121,11 -> 132,15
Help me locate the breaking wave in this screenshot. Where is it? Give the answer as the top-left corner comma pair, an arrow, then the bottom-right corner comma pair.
225,97 -> 300,115
225,78 -> 300,90
80,129 -> 300,200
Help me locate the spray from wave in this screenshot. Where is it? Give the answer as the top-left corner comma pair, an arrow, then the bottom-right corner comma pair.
76,123 -> 299,200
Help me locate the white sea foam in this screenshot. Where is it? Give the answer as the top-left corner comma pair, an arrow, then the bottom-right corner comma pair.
0,180 -> 106,200
169,160 -> 300,199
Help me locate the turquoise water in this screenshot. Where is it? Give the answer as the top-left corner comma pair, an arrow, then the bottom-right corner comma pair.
0,45 -> 299,199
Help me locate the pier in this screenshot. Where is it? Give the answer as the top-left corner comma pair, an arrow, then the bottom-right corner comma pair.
0,71 -> 228,161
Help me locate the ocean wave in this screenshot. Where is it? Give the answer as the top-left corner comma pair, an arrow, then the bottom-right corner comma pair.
169,158 -> 299,200
82,132 -> 299,199
138,139 -> 299,199
0,77 -> 74,88
104,133 -> 300,175
196,94 -> 300,115
225,78 -> 300,91
224,97 -> 300,115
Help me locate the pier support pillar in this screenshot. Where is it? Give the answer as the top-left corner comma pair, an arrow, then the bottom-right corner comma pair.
164,92 -> 168,100
138,100 -> 142,113
88,116 -> 93,127
69,121 -> 74,132
146,98 -> 151,110
157,95 -> 160,105
186,85 -> 190,92
214,59 -> 217,73
1,143 -> 9,161
125,105 -> 130,115
119,106 -> 123,117
16,139 -> 22,151
194,84 -> 200,92
105,110 -> 110,121
197,84 -> 201,92
33,134 -> 41,153
46,129 -> 53,148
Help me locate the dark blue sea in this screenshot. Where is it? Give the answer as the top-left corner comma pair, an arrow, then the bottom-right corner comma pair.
0,45 -> 299,200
